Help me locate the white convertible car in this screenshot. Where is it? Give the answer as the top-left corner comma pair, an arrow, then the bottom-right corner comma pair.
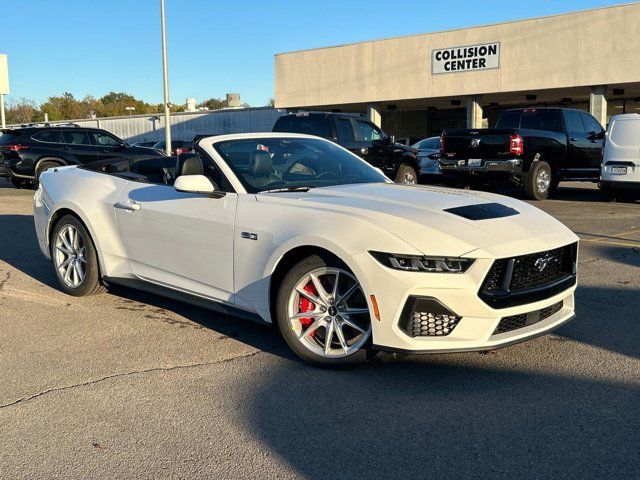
34,133 -> 579,366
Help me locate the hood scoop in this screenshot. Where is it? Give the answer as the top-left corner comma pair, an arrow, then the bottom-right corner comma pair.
444,202 -> 519,220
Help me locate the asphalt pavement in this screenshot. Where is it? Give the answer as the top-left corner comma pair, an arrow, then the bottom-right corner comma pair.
0,179 -> 638,479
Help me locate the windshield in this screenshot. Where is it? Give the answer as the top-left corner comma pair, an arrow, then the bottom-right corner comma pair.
213,137 -> 388,193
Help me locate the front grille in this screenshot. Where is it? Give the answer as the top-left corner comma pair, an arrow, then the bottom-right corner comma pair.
494,301 -> 563,334
479,243 -> 577,308
405,311 -> 461,337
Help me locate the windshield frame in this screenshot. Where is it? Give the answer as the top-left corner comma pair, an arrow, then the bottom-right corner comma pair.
210,136 -> 389,194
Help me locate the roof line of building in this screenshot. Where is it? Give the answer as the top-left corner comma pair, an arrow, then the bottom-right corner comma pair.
274,1 -> 638,57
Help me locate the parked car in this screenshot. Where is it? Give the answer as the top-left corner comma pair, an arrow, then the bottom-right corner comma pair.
600,113 -> 640,200
273,112 -> 421,184
131,141 -> 158,148
35,132 -> 579,366
152,140 -> 194,156
439,107 -> 605,199
412,136 -> 442,178
396,137 -> 424,147
0,126 -> 163,188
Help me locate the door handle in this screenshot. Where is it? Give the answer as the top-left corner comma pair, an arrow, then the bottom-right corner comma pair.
569,138 -> 578,142
114,200 -> 141,212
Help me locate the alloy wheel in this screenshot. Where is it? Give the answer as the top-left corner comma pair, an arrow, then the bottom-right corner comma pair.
287,267 -> 371,359
53,225 -> 87,288
536,169 -> 551,194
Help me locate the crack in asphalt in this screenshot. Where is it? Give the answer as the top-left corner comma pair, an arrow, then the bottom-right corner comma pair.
0,347 -> 280,410
0,270 -> 11,291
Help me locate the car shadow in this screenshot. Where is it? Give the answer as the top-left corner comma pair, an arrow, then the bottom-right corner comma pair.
237,352 -> 640,480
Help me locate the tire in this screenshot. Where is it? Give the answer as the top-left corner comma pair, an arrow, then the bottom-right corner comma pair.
395,164 -> 418,185
9,177 -> 28,189
34,160 -> 61,187
523,161 -> 552,200
51,215 -> 106,296
275,254 -> 372,367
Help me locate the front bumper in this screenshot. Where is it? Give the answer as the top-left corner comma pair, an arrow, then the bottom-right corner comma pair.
440,158 -> 523,174
352,246 -> 577,354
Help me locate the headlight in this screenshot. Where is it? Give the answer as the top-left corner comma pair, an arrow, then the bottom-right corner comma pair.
369,251 -> 474,273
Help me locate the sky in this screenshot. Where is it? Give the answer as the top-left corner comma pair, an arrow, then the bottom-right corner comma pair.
1,0 -> 632,107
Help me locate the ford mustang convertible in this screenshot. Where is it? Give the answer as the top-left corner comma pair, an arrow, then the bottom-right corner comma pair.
34,133 -> 579,366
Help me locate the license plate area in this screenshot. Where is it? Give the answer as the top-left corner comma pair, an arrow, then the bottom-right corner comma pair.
610,166 -> 627,175
467,159 -> 482,167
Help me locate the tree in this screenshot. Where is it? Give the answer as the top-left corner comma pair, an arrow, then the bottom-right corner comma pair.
197,97 -> 227,111
5,98 -> 40,124
41,92 -> 85,121
266,98 -> 275,107
98,91 -> 156,117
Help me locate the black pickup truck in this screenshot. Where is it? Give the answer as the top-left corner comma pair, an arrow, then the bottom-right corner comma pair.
439,107 -> 605,199
273,112 -> 421,184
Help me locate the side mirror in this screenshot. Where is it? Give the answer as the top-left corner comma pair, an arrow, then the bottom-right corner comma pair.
389,135 -> 395,144
174,174 -> 216,194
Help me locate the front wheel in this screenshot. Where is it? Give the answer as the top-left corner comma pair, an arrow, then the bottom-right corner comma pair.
395,164 -> 418,185
276,254 -> 372,366
523,161 -> 552,200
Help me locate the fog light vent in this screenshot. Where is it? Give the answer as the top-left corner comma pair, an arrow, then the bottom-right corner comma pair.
398,296 -> 462,338
406,312 -> 461,337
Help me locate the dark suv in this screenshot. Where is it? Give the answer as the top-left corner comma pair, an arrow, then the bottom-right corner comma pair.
0,125 -> 163,188
273,112 -> 421,184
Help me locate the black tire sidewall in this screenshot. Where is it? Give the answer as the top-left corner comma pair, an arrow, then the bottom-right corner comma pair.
275,254 -> 370,367
51,215 -> 102,296
35,160 -> 61,186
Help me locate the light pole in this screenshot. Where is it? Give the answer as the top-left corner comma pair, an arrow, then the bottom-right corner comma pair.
125,106 -> 135,116
160,0 -> 172,156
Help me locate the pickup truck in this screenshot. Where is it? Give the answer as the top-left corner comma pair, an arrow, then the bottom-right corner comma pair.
439,107 -> 605,199
273,112 -> 421,184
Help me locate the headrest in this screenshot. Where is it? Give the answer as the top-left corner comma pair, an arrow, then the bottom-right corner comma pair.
176,154 -> 204,177
250,150 -> 273,176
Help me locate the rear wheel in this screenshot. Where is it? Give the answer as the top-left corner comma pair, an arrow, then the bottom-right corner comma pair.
51,215 -> 106,296
395,164 -> 418,185
34,160 -> 61,187
9,177 -> 28,189
276,254 -> 372,366
523,161 -> 552,200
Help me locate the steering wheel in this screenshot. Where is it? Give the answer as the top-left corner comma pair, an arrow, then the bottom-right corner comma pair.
316,171 -> 338,180
283,157 -> 318,176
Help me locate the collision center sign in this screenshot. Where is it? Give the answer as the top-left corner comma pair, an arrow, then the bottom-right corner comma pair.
432,42 -> 500,74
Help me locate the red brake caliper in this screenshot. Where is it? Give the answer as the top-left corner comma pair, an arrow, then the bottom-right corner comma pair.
298,280 -> 318,337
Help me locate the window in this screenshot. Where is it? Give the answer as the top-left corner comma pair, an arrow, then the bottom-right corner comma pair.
519,110 -> 563,132
413,138 -> 440,149
32,130 -> 60,143
356,120 -> 382,142
91,131 -> 122,146
564,111 -> 585,134
580,113 -> 604,134
335,118 -> 355,143
62,130 -> 92,145
495,110 -> 522,129
214,137 -> 386,193
609,120 -> 638,147
273,115 -> 333,138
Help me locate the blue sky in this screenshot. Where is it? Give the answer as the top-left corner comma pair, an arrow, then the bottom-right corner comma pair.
1,0 -> 630,107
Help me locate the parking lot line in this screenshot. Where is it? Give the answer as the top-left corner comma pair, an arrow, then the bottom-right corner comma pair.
579,237 -> 640,248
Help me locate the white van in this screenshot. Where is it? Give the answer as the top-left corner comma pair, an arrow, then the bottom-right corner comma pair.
600,113 -> 640,198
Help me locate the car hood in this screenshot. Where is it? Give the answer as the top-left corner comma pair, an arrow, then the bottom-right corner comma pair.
256,183 -> 577,258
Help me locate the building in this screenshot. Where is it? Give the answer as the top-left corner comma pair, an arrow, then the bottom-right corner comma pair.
274,3 -> 640,139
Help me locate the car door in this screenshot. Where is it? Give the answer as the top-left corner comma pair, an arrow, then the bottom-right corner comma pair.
113,173 -> 238,302
562,110 -> 592,177
353,119 -> 388,169
60,130 -> 99,164
580,112 -> 606,169
90,130 -> 128,161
